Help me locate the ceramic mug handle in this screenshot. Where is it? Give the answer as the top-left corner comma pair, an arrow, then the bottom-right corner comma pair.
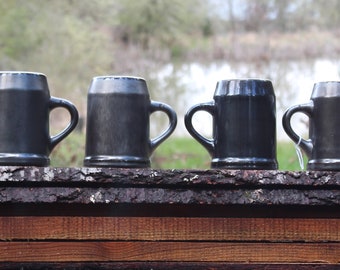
49,97 -> 79,151
184,101 -> 215,155
282,101 -> 313,158
149,101 -> 177,153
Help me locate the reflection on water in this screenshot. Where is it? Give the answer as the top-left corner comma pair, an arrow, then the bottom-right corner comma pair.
152,59 -> 340,140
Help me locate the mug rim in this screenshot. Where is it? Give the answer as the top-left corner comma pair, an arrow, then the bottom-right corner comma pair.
314,80 -> 340,83
312,81 -> 340,98
0,71 -> 46,77
92,75 -> 145,82
0,71 -> 48,91
217,78 -> 272,83
214,78 -> 274,96
89,75 -> 148,94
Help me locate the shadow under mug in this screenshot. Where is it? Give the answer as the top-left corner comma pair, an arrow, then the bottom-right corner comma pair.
84,76 -> 177,168
185,78 -> 278,170
0,71 -> 79,166
282,81 -> 340,171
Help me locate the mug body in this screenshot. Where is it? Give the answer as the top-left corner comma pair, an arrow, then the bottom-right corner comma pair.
308,81 -> 340,170
0,72 -> 51,166
212,79 -> 277,169
84,76 -> 152,167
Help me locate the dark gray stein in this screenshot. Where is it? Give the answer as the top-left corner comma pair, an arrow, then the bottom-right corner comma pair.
185,79 -> 278,169
0,72 -> 79,166
84,76 -> 177,167
282,81 -> 340,171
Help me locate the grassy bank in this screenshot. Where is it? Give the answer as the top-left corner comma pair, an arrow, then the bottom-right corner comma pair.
153,137 -> 304,171
50,133 -> 305,171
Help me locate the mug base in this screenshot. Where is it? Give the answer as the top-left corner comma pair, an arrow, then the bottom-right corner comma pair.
211,157 -> 278,170
84,155 -> 150,168
0,153 -> 49,166
307,159 -> 340,171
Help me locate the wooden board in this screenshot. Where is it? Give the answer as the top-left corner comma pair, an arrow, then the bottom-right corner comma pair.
1,262 -> 339,270
1,216 -> 340,242
1,242 -> 340,263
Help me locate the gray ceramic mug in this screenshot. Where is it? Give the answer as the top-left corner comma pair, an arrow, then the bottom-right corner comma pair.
282,81 -> 340,171
185,79 -> 278,169
84,76 -> 177,168
0,71 -> 79,166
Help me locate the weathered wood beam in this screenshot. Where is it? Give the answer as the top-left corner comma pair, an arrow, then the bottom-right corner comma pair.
0,216 -> 340,242
1,241 -> 340,263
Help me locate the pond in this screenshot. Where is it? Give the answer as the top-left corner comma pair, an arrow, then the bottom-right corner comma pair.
151,58 -> 340,141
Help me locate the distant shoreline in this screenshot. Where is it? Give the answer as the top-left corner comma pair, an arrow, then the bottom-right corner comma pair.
115,30 -> 340,67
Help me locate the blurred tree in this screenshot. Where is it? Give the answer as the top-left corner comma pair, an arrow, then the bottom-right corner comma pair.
0,0 -> 114,116
114,0 -> 208,50
243,0 -> 271,32
227,0 -> 236,32
314,0 -> 340,30
0,1 -> 42,66
289,0 -> 319,30
271,0 -> 290,31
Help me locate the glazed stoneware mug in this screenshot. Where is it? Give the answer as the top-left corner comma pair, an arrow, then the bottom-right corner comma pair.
185,78 -> 278,169
282,81 -> 340,170
0,71 -> 79,166
84,76 -> 177,168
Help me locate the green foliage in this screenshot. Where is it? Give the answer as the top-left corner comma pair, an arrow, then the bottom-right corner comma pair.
201,18 -> 214,37
153,138 -> 305,170
115,0 -> 208,49
152,137 -> 211,169
277,141 -> 306,171
50,132 -> 85,168
1,0 -> 339,69
0,0 -> 113,114
50,134 -> 306,171
0,1 -> 42,61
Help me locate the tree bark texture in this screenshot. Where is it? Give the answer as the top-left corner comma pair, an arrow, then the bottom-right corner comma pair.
0,167 -> 339,206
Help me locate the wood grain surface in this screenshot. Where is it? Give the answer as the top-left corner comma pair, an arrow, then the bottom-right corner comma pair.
0,241 -> 340,263
1,216 -> 340,242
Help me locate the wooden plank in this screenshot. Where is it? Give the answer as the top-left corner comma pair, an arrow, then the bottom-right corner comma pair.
0,242 -> 340,263
1,216 -> 340,242
1,262 -> 340,270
